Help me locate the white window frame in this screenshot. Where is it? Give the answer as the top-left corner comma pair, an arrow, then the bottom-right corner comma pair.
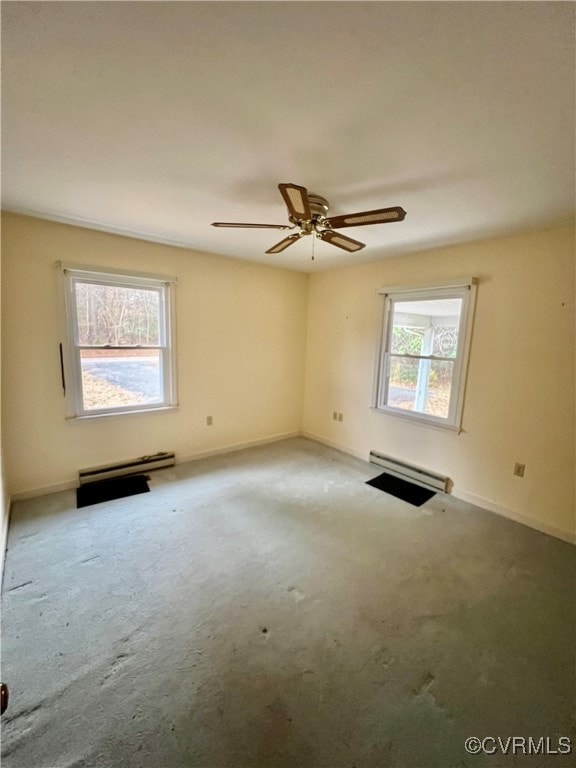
373,278 -> 477,431
58,262 -> 178,419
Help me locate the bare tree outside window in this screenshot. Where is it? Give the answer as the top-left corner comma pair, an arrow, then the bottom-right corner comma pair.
61,268 -> 176,418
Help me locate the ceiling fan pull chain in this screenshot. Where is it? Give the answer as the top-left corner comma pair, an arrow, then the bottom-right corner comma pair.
311,233 -> 315,261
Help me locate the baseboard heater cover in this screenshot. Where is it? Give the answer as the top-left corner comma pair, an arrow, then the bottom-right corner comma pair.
369,450 -> 449,493
79,452 -> 175,485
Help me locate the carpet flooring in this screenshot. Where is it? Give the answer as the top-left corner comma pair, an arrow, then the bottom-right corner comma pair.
1,437 -> 575,767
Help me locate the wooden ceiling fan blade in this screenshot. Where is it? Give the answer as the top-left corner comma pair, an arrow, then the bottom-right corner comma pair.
324,206 -> 406,229
278,183 -> 311,221
212,222 -> 291,230
319,231 -> 365,252
265,233 -> 302,254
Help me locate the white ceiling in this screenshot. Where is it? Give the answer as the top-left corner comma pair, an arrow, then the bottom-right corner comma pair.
2,1 -> 574,273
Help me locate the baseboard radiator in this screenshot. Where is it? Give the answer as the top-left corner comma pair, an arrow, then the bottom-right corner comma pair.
79,452 -> 176,485
369,450 -> 449,493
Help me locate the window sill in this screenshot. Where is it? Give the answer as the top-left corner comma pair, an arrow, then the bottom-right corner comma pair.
371,406 -> 462,433
66,405 -> 178,422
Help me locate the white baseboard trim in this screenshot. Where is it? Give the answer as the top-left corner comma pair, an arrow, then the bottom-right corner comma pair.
9,431 -> 574,547
301,431 -> 368,462
176,431 -> 302,465
1,496 -> 11,589
11,479 -> 77,501
453,488 -> 576,545
303,432 -> 575,546
10,431 -> 303,501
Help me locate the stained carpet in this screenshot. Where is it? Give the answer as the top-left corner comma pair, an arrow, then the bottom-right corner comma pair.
2,438 -> 575,767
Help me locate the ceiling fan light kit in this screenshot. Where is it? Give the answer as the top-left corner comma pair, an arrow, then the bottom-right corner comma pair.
212,183 -> 406,256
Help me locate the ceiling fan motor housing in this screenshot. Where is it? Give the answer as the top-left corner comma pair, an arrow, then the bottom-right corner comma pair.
212,182 -> 406,254
288,193 -> 329,226
308,194 -> 329,219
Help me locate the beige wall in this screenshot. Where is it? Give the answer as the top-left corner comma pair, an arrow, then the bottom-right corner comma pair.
1,213 -> 308,495
303,224 -> 575,540
0,444 -> 7,580
0,233 -> 9,580
2,213 -> 574,542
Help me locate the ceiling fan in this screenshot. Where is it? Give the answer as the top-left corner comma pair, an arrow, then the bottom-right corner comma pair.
212,183 -> 406,254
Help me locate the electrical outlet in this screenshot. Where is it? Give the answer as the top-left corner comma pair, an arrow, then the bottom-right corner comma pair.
337,412 -> 343,422
513,462 -> 525,478
206,416 -> 213,426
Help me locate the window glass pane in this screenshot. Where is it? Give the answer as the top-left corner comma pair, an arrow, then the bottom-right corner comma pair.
390,297 -> 462,358
74,282 -> 161,346
431,324 -> 460,359
385,356 -> 454,420
390,323 -> 425,355
80,349 -> 162,410
424,360 -> 453,419
386,357 -> 419,410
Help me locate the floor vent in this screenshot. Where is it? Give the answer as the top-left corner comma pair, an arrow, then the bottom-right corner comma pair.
369,450 -> 449,493
79,452 -> 175,485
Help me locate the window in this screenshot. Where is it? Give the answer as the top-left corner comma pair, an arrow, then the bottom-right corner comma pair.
59,264 -> 177,418
374,279 -> 477,430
